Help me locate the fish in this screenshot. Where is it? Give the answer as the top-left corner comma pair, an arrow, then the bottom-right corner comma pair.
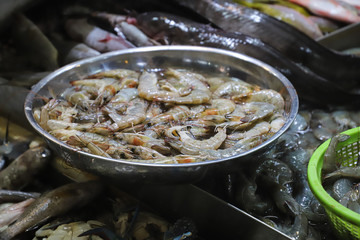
0,146 -> 51,190
90,12 -> 160,47
289,0 -> 360,23
0,198 -> 36,229
174,0 -> 360,92
0,181 -> 103,240
341,0 -> 360,10
135,12 -> 360,105
308,16 -> 341,34
235,1 -> 323,39
11,14 -> 58,71
65,18 -> 135,53
0,190 -> 40,203
0,0 -> 41,34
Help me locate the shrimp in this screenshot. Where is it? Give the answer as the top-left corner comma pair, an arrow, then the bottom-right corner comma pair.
324,166 -> 360,180
138,70 -> 211,104
105,98 -> 148,131
227,121 -> 270,141
46,120 -> 94,131
125,155 -> 207,164
70,78 -> 118,91
50,129 -> 128,153
38,99 -> 61,131
164,126 -> 220,155
89,69 -> 139,80
106,88 -> 138,112
310,110 -> 339,141
212,81 -> 255,98
331,110 -> 358,130
332,178 -> 354,201
165,126 -> 260,158
338,183 -> 360,213
177,126 -> 226,150
159,77 -> 192,96
129,145 -> 166,160
149,105 -> 190,125
234,89 -> 285,112
145,102 -> 163,119
255,158 -> 300,216
197,99 -> 236,117
234,173 -> 274,215
138,71 -> 180,101
204,77 -> 231,92
74,134 -> 112,158
116,133 -> 171,155
322,133 -> 351,174
219,102 -> 275,130
269,113 -> 286,134
61,87 -> 93,109
70,78 -> 121,105
89,69 -> 139,89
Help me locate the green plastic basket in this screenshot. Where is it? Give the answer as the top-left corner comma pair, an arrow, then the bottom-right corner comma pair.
308,127 -> 360,240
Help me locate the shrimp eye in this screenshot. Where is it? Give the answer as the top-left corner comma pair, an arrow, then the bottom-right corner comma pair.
172,130 -> 179,137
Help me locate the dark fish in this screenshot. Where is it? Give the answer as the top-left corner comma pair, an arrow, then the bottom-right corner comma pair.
136,12 -> 360,105
0,181 -> 103,240
0,190 -> 40,203
0,146 -> 51,190
174,0 -> 360,91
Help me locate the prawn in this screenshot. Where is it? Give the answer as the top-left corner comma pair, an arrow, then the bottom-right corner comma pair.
219,102 -> 275,130
138,70 -> 211,104
197,99 -> 236,117
125,155 -> 207,164
106,88 -> 138,112
322,133 -> 351,174
233,89 -> 285,112
105,98 -> 148,131
165,126 -> 260,159
116,132 -> 171,155
177,126 -> 226,150
61,87 -> 93,109
212,80 -> 255,98
88,69 -> 139,80
269,113 -> 286,134
227,121 -> 270,141
138,71 -> 180,102
129,145 -> 166,160
149,105 -> 190,125
46,120 -> 94,131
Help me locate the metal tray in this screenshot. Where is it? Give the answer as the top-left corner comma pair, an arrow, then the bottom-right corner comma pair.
317,23 -> 360,51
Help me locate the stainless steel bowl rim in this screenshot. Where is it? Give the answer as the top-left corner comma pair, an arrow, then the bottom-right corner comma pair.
24,45 -> 299,168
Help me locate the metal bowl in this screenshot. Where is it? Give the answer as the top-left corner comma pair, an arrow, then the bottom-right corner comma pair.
24,46 -> 298,184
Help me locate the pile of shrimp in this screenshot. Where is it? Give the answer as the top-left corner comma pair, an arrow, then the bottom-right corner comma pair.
34,67 -> 286,163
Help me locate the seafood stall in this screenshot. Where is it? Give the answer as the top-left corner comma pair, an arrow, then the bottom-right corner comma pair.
0,0 -> 360,239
